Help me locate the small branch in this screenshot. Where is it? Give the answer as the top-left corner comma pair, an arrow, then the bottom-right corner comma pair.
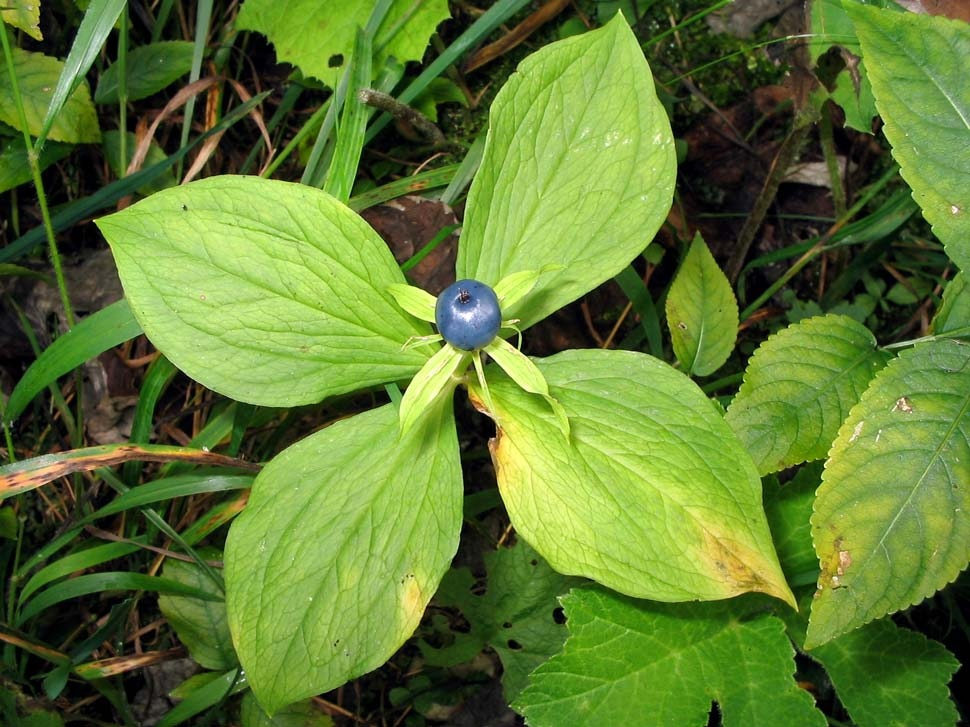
357,89 -> 462,153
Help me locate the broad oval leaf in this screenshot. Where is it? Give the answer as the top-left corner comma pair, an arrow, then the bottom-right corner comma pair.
224,402 -> 462,713
95,41 -> 194,104
514,587 -> 824,727
97,176 -> 433,408
665,233 -> 738,376
725,315 -> 890,476
846,4 -> 970,271
475,349 -> 794,606
456,14 -> 676,329
0,48 -> 100,143
806,339 -> 970,648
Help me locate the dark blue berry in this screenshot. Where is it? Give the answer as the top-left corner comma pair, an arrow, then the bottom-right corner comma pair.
435,279 -> 502,351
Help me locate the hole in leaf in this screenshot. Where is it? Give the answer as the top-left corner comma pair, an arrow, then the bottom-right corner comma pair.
502,622 -> 513,629
506,639 -> 523,651
328,54 -> 344,68
552,607 -> 566,625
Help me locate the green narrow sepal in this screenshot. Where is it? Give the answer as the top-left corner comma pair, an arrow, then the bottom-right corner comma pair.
494,266 -> 563,314
388,283 -> 437,323
484,338 -> 569,440
399,344 -> 468,436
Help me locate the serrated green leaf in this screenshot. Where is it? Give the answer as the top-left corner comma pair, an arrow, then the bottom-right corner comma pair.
95,41 -> 194,104
97,176 -> 433,408
806,339 -> 970,648
423,541 -> 580,702
665,233 -> 738,376
398,343 -> 466,435
514,586 -> 824,727
240,692 -> 334,727
809,618 -> 958,727
932,272 -> 970,335
2,0 -> 43,40
474,349 -> 794,606
236,0 -> 449,88
807,0 -> 888,132
158,547 -> 237,671
0,48 -> 100,143
725,314 -> 890,476
224,402 -> 462,713
456,14 -> 676,329
0,136 -> 74,194
845,3 -> 970,271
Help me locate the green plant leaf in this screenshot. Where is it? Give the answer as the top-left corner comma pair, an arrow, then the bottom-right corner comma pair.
240,692 -> 334,727
422,540 -> 581,702
665,233 -> 738,376
845,3 -> 970,272
805,617 -> 958,727
95,41 -> 195,104
35,0 -> 123,146
236,0 -> 449,88
725,314 -> 890,476
456,14 -> 676,329
18,572 -> 221,624
101,130 -> 176,195
387,283 -> 436,323
224,402 -> 462,713
484,337 -> 569,438
0,137 -> 74,194
0,48 -> 100,143
763,464 -> 823,589
932,272 -> 970,335
4,299 -> 142,425
514,586 -> 824,727
158,547 -> 237,671
806,339 -> 970,648
473,349 -> 795,606
807,0 -> 886,132
398,343 -> 466,436
97,176 -> 433,408
2,0 -> 42,40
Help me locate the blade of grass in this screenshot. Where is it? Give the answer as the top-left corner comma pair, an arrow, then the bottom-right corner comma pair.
122,355 -> 178,484
19,540 -> 146,606
36,0 -> 127,147
18,572 -> 222,624
0,93 -> 270,264
614,265 -> 663,357
347,163 -> 462,211
3,299 -> 142,426
439,133 -> 485,206
176,0 -> 214,180
365,0 -> 533,143
323,27 -> 373,203
0,443 -> 260,501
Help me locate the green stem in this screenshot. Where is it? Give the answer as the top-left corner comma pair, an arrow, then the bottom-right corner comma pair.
738,164 -> 901,321
0,22 -> 75,328
118,6 -> 129,173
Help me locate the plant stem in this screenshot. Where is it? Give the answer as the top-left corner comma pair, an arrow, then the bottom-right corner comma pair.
0,22 -> 76,328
